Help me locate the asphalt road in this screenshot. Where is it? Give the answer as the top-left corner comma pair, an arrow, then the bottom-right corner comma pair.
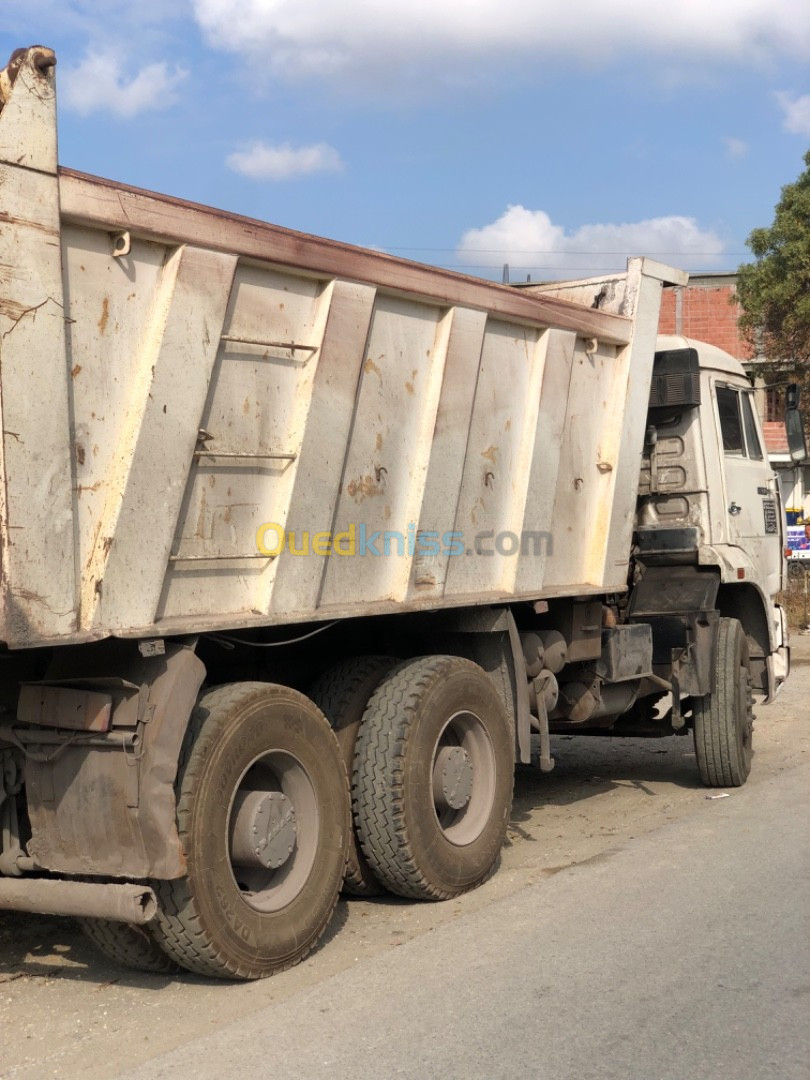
2,639 -> 809,1079
121,761 -> 810,1080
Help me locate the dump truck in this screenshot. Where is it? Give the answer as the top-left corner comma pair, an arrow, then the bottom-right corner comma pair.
0,47 -> 797,980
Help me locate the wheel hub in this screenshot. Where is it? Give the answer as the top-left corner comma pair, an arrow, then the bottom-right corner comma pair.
433,745 -> 473,811
230,789 -> 297,870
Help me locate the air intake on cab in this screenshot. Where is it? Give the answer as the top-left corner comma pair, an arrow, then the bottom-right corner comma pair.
649,347 -> 701,409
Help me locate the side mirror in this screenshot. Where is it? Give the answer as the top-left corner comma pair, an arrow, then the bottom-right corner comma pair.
786,384 -> 807,462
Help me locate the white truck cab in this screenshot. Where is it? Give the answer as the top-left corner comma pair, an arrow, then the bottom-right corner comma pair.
637,335 -> 789,701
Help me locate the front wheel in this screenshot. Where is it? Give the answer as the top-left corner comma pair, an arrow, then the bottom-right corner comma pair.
152,683 -> 349,980
693,617 -> 754,787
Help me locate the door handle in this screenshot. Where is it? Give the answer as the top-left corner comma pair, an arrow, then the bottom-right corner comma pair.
729,502 -> 742,516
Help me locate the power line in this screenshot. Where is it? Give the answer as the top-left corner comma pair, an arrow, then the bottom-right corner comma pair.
380,247 -> 748,256
433,264 -> 738,273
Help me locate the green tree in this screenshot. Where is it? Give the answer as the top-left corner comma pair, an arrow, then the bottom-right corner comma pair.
737,149 -> 810,375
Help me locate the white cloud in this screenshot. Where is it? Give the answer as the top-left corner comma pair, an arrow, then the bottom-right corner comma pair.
61,50 -> 187,117
775,92 -> 810,136
227,140 -> 343,180
456,205 -> 726,275
191,1 -> 810,87
723,136 -> 748,158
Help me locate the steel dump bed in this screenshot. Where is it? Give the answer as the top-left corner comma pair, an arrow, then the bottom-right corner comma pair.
0,47 -> 685,648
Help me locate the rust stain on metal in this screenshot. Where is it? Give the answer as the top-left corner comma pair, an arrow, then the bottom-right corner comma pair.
0,298 -> 33,321
196,489 -> 208,539
86,522 -> 104,571
404,381 -> 414,395
347,474 -> 385,501
11,587 -> 47,603
0,211 -> 59,236
71,363 -> 82,378
481,445 -> 498,463
98,297 -> 109,334
76,443 -> 85,466
364,357 -> 382,378
414,575 -> 437,589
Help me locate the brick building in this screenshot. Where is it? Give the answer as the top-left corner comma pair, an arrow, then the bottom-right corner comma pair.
658,271 -> 752,358
658,271 -> 808,517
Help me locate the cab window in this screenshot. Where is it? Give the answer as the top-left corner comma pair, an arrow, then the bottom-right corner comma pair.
717,386 -> 744,454
717,385 -> 765,460
741,393 -> 764,460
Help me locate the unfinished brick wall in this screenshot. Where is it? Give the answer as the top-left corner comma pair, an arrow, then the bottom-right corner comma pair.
658,279 -> 753,360
657,273 -> 796,479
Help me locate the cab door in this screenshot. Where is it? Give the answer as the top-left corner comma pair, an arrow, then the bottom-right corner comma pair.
714,381 -> 783,597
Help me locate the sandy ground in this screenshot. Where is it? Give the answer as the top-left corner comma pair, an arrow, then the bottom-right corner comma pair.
2,636 -> 809,1080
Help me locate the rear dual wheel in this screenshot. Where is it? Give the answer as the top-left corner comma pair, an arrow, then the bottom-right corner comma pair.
353,656 -> 514,900
152,683 -> 349,980
96,657 -> 512,979
80,919 -> 180,975
310,656 -> 397,896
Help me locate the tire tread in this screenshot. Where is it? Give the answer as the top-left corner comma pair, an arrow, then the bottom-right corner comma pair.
353,656 -> 512,901
80,918 -> 181,975
693,618 -> 753,788
152,682 -> 346,980
309,656 -> 396,896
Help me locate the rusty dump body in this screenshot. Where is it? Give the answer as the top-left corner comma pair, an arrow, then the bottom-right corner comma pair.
6,48 -> 780,968
0,46 -> 683,651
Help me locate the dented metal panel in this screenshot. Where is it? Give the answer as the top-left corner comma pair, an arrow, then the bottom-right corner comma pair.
0,47 -> 679,649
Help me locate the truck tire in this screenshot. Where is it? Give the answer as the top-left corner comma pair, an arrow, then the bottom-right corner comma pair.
353,656 -> 514,900
80,919 -> 182,975
151,682 -> 349,980
693,617 -> 754,787
309,656 -> 397,896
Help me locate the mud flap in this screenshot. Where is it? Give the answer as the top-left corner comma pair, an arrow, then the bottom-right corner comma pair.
20,641 -> 204,879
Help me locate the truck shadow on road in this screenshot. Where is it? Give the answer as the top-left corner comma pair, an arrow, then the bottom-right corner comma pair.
0,904 -> 350,989
0,913 -> 195,989
507,734 -> 703,841
0,736 -> 700,986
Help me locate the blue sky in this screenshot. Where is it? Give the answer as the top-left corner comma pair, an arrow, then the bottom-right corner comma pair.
3,1 -> 809,280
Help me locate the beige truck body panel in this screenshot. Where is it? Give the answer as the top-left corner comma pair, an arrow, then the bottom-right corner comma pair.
0,49 -> 686,648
